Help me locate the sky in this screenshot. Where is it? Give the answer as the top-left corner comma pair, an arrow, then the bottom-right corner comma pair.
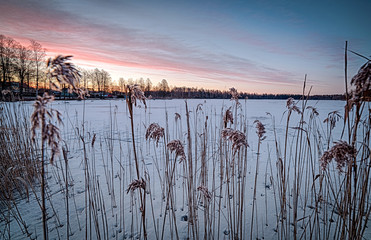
1,0 -> 370,94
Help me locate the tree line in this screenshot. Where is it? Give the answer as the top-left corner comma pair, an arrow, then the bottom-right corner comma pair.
0,34 -> 173,99
149,87 -> 344,100
0,34 -> 46,97
0,34 -> 345,101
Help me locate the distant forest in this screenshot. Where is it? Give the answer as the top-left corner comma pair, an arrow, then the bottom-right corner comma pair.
146,87 -> 344,100
0,34 -> 344,101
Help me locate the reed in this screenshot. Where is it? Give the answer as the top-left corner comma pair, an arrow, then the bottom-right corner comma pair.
1,50 -> 370,240
126,84 -> 147,239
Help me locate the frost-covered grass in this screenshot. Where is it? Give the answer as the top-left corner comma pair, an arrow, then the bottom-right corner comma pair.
0,96 -> 370,240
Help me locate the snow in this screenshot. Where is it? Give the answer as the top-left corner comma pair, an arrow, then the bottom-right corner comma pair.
1,99 -> 369,239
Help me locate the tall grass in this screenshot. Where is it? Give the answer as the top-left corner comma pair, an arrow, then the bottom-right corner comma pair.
0,101 -> 37,239
0,52 -> 370,240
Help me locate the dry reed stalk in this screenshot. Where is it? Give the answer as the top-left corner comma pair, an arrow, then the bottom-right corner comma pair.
229,87 -> 240,129
280,97 -> 301,234
62,146 -> 70,240
184,100 -> 198,239
145,121 -> 166,234
29,55 -> 83,240
31,93 -> 63,240
342,41 -> 351,140
270,55 -> 371,239
145,173 -> 160,240
318,59 -> 370,238
195,114 -> 211,237
250,120 -> 265,239
159,139 -> 185,239
0,102 -> 37,197
220,124 -> 248,239
126,84 -> 147,239
216,108 -> 224,240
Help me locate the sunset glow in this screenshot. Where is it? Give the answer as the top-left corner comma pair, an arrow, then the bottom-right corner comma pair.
1,0 -> 370,94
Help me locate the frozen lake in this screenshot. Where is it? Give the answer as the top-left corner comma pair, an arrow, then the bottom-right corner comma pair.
1,98 -> 369,239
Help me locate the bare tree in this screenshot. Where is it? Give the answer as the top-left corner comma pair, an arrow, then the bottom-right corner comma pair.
80,68 -> 92,91
137,77 -> 145,90
90,68 -> 111,96
30,40 -> 46,97
158,79 -> 169,97
101,69 -> 111,93
40,70 -> 47,90
145,78 -> 152,95
159,79 -> 169,91
118,77 -> 126,93
80,69 -> 93,91
127,78 -> 134,86
14,42 -> 32,98
0,35 -> 16,91
92,68 -> 102,93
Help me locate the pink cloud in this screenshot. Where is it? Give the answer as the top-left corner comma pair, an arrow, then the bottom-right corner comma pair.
1,1 -> 305,93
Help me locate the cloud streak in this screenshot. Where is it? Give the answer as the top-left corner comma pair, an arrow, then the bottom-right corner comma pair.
2,1 -> 302,91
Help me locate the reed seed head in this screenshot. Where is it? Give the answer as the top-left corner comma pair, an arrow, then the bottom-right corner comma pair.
31,92 -> 62,164
145,123 -> 164,147
350,61 -> 371,101
126,178 -> 146,193
167,139 -> 186,163
47,55 -> 84,98
286,97 -> 301,114
320,140 -> 356,172
254,120 -> 266,141
221,128 -> 249,155
128,84 -> 146,108
320,151 -> 333,171
223,108 -> 234,128
229,87 -> 240,101
175,112 -> 181,121
306,106 -> 319,118
196,103 -> 203,112
323,111 -> 341,130
31,93 -> 61,139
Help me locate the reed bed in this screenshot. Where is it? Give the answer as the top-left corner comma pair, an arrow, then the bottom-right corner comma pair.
0,56 -> 370,240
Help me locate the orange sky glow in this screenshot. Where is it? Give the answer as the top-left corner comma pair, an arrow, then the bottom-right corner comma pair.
1,0 -> 370,94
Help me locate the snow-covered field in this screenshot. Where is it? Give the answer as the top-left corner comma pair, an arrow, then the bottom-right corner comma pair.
1,99 -> 369,239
